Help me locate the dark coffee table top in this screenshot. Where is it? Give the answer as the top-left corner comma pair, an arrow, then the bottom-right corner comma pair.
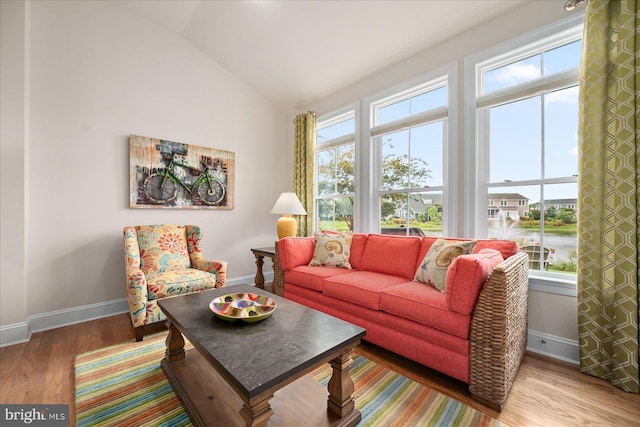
158,284 -> 366,399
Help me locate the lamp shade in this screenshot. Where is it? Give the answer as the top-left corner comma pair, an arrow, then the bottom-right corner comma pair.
270,192 -> 307,215
271,192 -> 307,239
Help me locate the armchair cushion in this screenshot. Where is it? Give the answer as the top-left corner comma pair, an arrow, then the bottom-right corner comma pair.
135,224 -> 191,275
147,268 -> 218,300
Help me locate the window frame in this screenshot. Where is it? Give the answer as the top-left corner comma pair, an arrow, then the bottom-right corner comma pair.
464,12 -> 584,296
314,105 -> 358,233
366,63 -> 459,237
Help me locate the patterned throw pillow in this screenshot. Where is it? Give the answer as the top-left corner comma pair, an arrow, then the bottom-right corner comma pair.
309,232 -> 353,269
414,238 -> 477,292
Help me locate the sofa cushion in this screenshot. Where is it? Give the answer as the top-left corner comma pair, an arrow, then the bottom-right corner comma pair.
473,239 -> 519,259
359,234 -> 422,279
135,224 -> 191,275
286,283 -> 470,356
323,271 -> 408,310
447,248 -> 504,315
414,238 -> 477,292
285,265 -> 354,292
278,237 -> 315,270
349,233 -> 368,270
309,232 -> 353,269
380,281 -> 471,339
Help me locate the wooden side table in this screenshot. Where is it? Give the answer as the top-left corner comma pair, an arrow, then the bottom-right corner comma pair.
250,245 -> 284,296
250,247 -> 276,292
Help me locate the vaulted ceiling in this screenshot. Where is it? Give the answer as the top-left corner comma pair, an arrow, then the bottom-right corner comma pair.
111,1 -> 528,112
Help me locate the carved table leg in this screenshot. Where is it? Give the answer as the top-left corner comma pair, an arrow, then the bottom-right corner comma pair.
254,255 -> 265,290
164,322 -> 185,363
239,394 -> 274,427
327,348 -> 360,425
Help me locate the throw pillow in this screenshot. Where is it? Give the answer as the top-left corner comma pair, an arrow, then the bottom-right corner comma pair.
309,232 -> 353,269
414,238 -> 477,292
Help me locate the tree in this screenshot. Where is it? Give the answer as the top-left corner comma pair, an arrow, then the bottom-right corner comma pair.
317,139 -> 433,227
555,208 -> 576,224
427,205 -> 442,223
381,200 -> 396,219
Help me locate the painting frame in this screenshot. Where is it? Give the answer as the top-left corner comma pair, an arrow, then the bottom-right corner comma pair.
129,135 -> 235,210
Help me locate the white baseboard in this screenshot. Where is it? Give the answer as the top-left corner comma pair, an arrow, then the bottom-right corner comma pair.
0,321 -> 30,347
527,329 -> 580,365
0,272 -> 276,348
0,298 -> 129,348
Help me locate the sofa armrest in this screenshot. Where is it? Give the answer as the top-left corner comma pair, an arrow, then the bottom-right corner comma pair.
126,268 -> 148,328
193,258 -> 228,288
469,251 -> 529,411
273,243 -> 285,297
123,226 -> 147,328
276,237 -> 315,270
185,224 -> 227,287
446,249 -> 505,316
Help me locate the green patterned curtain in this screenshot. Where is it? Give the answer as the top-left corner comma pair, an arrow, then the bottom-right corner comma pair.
293,111 -> 316,237
577,0 -> 639,393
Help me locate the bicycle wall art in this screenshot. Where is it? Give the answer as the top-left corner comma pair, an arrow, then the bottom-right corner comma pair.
129,135 -> 235,209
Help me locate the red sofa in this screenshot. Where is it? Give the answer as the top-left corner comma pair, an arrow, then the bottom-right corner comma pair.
274,233 -> 529,410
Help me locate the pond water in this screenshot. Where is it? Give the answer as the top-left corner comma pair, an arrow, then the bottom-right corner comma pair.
504,230 -> 576,263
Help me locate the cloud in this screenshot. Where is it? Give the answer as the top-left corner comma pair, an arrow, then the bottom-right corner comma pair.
569,145 -> 578,156
491,63 -> 540,84
545,86 -> 579,104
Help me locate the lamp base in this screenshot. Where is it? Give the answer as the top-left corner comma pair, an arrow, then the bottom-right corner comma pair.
277,215 -> 298,239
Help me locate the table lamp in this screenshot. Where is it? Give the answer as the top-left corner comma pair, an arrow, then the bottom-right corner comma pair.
270,192 -> 307,239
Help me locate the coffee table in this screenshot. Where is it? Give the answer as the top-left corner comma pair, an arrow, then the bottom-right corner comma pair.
158,284 -> 366,427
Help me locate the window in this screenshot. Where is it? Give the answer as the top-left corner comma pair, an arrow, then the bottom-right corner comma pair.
315,111 -> 356,232
371,73 -> 452,237
467,16 -> 583,284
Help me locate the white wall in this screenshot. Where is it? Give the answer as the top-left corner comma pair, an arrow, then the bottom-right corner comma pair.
1,0 -> 289,343
300,1 -> 580,362
1,0 -> 29,330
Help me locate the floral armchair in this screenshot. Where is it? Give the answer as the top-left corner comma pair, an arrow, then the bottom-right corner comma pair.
123,224 -> 227,341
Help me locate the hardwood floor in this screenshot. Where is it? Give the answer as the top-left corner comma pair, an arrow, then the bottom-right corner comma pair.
1,313 -> 638,426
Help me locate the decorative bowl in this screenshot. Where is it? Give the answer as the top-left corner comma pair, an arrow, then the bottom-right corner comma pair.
209,293 -> 277,323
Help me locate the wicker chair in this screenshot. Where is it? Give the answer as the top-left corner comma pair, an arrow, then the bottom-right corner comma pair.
123,224 -> 227,341
520,244 -> 551,270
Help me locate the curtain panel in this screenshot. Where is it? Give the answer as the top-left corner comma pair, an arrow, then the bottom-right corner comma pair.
293,111 -> 316,237
577,0 -> 639,393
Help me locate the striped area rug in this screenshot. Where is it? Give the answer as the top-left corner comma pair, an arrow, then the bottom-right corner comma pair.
310,357 -> 505,427
75,333 -> 506,427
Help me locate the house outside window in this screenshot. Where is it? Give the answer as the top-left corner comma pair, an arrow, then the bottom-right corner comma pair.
466,15 -> 583,283
488,193 -> 529,221
315,111 -> 356,232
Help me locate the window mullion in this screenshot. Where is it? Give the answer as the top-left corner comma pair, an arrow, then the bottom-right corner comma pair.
371,106 -> 447,138
477,68 -> 579,110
